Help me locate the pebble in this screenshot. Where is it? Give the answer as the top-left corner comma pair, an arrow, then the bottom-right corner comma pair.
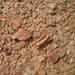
49,3 -> 57,10
69,58 -> 73,64
48,52 -> 59,64
12,28 -> 32,41
58,51 -> 66,58
9,18 -> 22,29
66,50 -> 71,55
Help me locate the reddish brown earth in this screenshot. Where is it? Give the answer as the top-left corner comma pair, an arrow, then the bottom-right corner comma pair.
0,0 -> 75,75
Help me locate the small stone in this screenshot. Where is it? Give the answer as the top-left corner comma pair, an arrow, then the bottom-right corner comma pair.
69,58 -> 73,64
48,52 -> 59,64
56,15 -> 62,22
58,51 -> 66,58
12,28 -> 32,41
66,50 -> 71,55
5,48 -> 12,56
0,48 -> 1,50
0,16 -> 7,21
50,3 -> 57,10
8,26 -> 15,33
0,48 -> 2,52
15,41 -> 25,49
38,55 -> 45,62
9,19 -> 21,29
6,51 -> 12,56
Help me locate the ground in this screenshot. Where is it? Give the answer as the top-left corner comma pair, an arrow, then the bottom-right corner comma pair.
0,0 -> 75,75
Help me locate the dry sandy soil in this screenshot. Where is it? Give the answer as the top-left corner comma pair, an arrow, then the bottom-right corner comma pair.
0,0 -> 75,75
